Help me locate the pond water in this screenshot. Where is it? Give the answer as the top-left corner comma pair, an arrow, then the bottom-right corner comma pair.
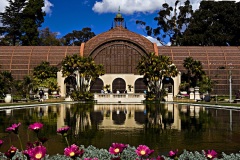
1,102 -> 240,156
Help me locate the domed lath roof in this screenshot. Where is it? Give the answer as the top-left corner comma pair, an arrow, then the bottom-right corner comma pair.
83,26 -> 154,56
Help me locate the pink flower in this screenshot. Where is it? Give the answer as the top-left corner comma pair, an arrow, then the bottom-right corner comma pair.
64,144 -> 84,158
205,150 -> 217,159
6,123 -> 21,134
109,143 -> 127,155
28,145 -> 47,160
0,139 -> 3,146
28,122 -> 44,132
169,149 -> 178,158
135,145 -> 154,157
5,145 -> 17,159
23,142 -> 46,159
57,126 -> 70,136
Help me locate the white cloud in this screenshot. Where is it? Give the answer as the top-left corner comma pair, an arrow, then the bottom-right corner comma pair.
42,0 -> 54,15
93,0 -> 240,14
0,0 -> 8,12
0,0 -> 53,15
92,0 -> 203,14
144,36 -> 162,46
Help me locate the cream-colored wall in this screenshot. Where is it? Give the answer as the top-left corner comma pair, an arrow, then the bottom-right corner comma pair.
99,74 -> 143,92
57,72 -> 181,97
57,71 -> 66,97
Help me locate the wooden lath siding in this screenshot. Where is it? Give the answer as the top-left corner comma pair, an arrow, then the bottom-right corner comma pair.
0,46 -> 80,79
1,46 -> 240,95
159,46 -> 240,95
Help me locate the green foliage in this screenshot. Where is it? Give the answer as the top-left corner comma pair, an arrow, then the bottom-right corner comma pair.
0,0 -> 26,45
61,54 -> 105,94
0,71 -> 14,97
137,52 -> 178,100
40,77 -> 60,93
136,0 -> 193,46
182,1 -> 240,46
39,27 -> 61,46
182,57 -> 206,91
61,27 -> 95,46
70,91 -> 94,101
31,61 -> 59,94
0,0 -> 45,46
197,75 -> 215,94
33,61 -> 58,81
181,57 -> 215,94
20,0 -> 45,45
2,147 -> 240,159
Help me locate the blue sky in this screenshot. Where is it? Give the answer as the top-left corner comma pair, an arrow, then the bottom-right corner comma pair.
40,0 -> 177,37
0,0 -> 210,45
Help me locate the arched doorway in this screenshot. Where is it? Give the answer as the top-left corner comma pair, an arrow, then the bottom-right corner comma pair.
135,78 -> 147,93
162,77 -> 174,95
112,78 -> 126,93
90,78 -> 104,93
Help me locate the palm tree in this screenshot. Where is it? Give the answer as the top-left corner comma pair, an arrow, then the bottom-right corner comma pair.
183,57 -> 195,84
61,54 -> 105,100
137,52 -> 178,100
183,57 -> 206,88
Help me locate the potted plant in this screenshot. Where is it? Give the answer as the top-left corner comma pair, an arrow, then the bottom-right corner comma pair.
128,84 -> 133,92
0,71 -> 14,103
104,84 -> 111,93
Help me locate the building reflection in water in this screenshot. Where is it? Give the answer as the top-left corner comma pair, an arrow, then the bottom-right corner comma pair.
17,103 -> 207,135
93,104 -> 145,129
2,103 -> 236,155
30,103 -> 208,134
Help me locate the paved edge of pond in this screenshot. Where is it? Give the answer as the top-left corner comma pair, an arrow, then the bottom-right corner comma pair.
1,101 -> 240,111
167,101 -> 240,110
0,101 -> 79,110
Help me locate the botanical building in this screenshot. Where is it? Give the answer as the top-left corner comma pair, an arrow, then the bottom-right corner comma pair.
1,13 -> 240,96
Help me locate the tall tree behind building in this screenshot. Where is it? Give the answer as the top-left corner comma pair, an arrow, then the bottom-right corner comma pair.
39,27 -> 61,46
20,0 -> 45,45
136,0 -> 193,46
0,0 -> 45,46
0,0 -> 27,46
182,1 -> 240,46
61,27 -> 96,46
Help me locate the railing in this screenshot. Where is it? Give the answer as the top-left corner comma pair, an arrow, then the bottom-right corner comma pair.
94,93 -> 145,103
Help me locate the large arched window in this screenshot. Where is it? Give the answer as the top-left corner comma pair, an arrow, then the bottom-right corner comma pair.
112,78 -> 126,93
91,41 -> 147,74
90,78 -> 104,93
134,78 -> 147,93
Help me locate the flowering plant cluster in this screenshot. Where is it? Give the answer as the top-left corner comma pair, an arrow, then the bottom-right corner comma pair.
0,122 -> 239,160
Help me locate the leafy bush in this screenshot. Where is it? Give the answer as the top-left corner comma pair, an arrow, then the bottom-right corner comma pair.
70,91 -> 94,101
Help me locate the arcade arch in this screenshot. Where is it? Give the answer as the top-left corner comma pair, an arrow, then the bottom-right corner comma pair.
162,77 -> 174,95
134,78 -> 147,93
90,78 -> 104,93
112,78 -> 126,93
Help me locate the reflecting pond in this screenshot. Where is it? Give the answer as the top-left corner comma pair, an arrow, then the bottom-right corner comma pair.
1,102 -> 240,156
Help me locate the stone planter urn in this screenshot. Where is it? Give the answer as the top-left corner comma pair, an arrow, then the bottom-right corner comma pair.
4,94 -> 12,103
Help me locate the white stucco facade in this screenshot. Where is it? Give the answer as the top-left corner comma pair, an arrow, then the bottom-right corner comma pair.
57,72 -> 181,102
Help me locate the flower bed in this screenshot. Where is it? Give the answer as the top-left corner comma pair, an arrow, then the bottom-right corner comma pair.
1,122 -> 240,160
